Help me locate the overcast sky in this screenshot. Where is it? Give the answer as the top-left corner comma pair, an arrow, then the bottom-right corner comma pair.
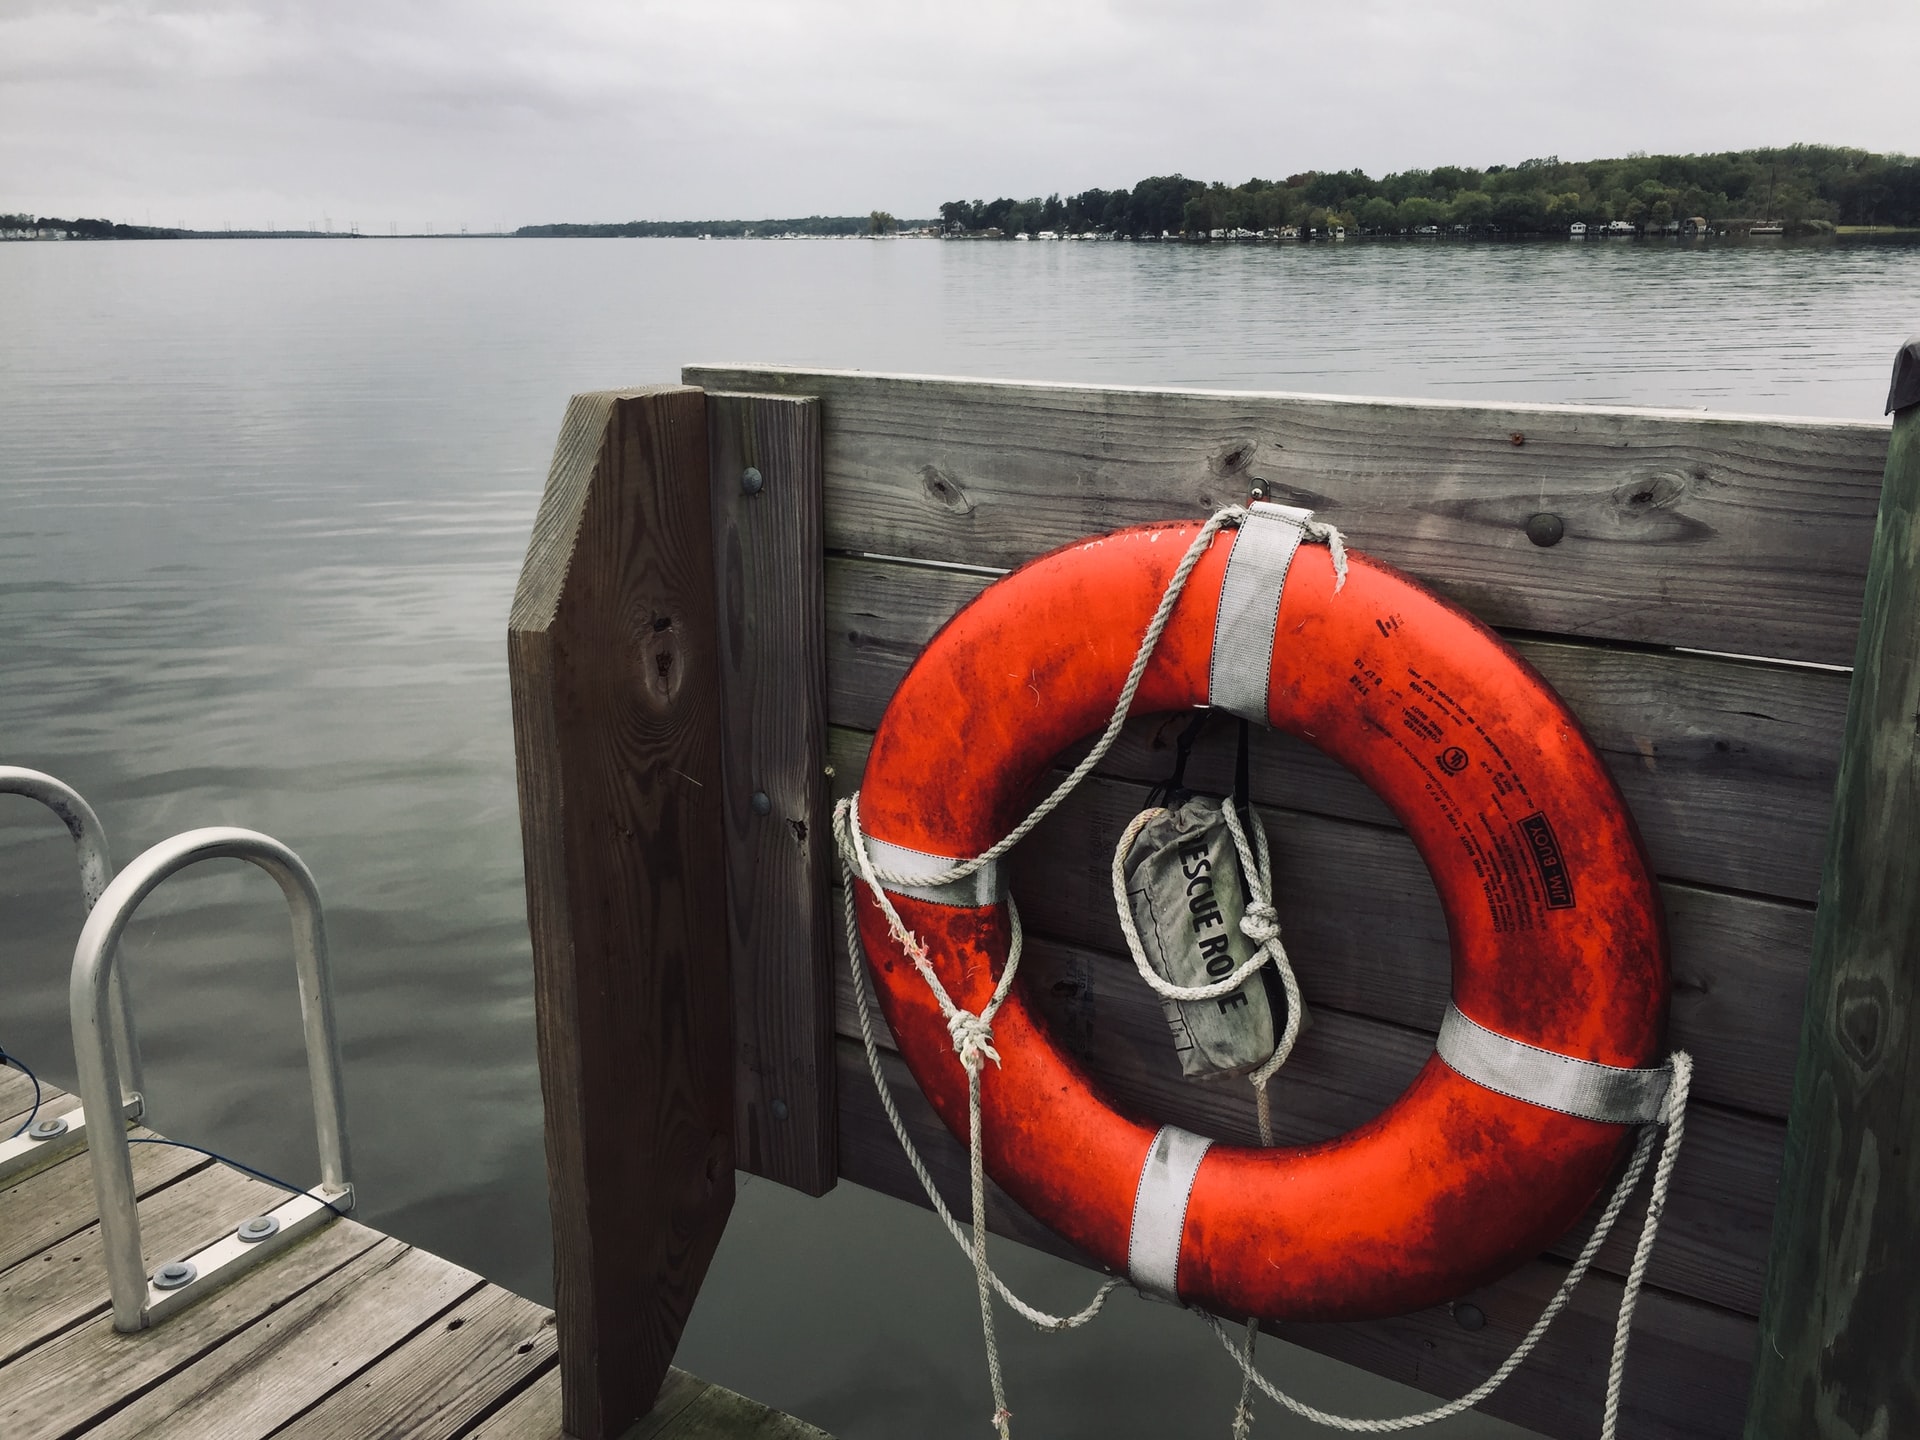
3,0 -> 1915,231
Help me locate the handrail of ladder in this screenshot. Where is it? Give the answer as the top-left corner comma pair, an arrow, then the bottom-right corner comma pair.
69,826 -> 353,1331
1,766 -> 142,1105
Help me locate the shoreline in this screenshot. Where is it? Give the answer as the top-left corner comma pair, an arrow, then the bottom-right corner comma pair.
5,229 -> 1916,245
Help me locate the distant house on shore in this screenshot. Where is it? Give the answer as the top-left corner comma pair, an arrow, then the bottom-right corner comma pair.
1568,221 -> 1588,237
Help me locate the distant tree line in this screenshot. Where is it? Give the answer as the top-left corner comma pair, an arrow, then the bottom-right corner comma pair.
517,214 -> 930,238
939,146 -> 1920,238
1,215 -> 191,239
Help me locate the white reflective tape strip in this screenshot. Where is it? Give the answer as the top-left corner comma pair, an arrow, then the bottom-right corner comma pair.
1127,1125 -> 1213,1303
860,835 -> 1003,908
1209,501 -> 1314,724
1437,1003 -> 1672,1126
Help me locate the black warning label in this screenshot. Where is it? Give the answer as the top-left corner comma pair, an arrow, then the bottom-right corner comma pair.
1518,811 -> 1576,909
1350,649 -> 1583,934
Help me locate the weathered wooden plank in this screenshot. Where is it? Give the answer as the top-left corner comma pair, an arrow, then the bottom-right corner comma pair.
0,1159 -> 275,1366
263,1282 -> 552,1440
1747,361 -> 1920,1435
259,1282 -> 555,1440
828,725 -> 1813,1119
81,1240 -> 480,1440
824,554 -> 1846,904
834,1038 -> 1753,1440
466,1365 -> 563,1440
831,921 -> 1780,1317
509,388 -> 737,1439
631,1367 -> 835,1439
683,365 -> 1888,666
709,392 -> 836,1196
0,1066 -> 38,1124
1262,1255 -> 1756,1440
464,1365 -> 834,1440
0,1129 -> 205,1271
0,1219 -> 383,1439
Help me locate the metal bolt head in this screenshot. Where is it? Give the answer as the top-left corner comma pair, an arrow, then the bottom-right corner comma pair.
236,1214 -> 281,1244
153,1260 -> 198,1290
750,791 -> 772,816
1524,512 -> 1565,547
741,466 -> 764,495
770,1097 -> 790,1121
1452,1301 -> 1486,1331
27,1116 -> 69,1141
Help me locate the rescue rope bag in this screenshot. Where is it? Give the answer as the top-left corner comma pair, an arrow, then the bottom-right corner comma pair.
849,501 -> 1671,1324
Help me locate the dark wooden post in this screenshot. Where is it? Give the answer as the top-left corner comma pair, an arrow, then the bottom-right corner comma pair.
1747,340 -> 1920,1438
707,393 -> 837,1194
509,387 -> 735,1440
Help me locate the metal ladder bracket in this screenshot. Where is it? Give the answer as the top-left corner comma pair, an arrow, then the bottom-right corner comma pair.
0,1095 -> 142,1190
144,1182 -> 355,1325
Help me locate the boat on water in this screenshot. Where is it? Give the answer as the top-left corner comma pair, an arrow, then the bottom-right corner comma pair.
1751,220 -> 1785,235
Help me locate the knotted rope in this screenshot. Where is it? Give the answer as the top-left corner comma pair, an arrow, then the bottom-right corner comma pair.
1110,795 -> 1303,1146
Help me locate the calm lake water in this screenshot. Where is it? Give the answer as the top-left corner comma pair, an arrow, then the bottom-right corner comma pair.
2,235 -> 1916,1437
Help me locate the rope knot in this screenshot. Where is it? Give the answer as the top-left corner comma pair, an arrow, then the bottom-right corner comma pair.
1302,519 -> 1349,592
948,1010 -> 1001,1072
1239,901 -> 1280,946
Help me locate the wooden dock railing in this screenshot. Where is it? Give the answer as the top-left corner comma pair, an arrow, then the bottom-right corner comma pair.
510,347 -> 1920,1440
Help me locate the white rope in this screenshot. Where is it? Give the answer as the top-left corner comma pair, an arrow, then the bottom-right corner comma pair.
835,862 -> 1122,1331
836,812 -> 1122,1440
840,507 -> 1250,898
1111,797 -> 1305,1148
1210,1053 -> 1693,1438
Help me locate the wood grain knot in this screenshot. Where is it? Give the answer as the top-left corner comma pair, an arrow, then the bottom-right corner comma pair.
640,617 -> 686,709
1208,438 -> 1258,477
1835,977 -> 1890,1073
920,465 -> 975,516
1607,471 -> 1714,542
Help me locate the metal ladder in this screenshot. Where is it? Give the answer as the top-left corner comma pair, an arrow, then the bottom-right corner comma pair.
0,768 -> 143,1185
2,770 -> 355,1330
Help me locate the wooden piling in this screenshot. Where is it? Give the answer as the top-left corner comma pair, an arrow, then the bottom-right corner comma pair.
508,388 -> 735,1440
1746,344 -> 1920,1438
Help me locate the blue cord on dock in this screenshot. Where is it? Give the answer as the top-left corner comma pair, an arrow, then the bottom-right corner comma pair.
1,1046 -> 44,1139
126,1139 -> 349,1216
3,1041 -> 344,1215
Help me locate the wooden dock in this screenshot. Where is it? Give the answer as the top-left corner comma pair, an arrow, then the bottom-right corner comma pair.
497,361 -> 1920,1438
0,1067 -> 828,1440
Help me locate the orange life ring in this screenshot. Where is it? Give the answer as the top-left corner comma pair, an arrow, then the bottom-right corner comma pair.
854,503 -> 1670,1321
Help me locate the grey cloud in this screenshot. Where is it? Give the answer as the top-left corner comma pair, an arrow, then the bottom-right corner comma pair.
1,0 -> 1913,228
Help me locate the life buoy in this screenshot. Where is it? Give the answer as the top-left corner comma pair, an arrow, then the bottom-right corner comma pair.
853,503 -> 1670,1322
